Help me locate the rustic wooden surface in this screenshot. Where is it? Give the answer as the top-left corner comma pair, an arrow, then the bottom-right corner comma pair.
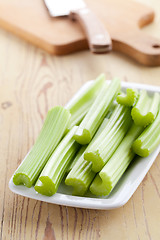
1,0 -> 160,65
0,0 -> 160,239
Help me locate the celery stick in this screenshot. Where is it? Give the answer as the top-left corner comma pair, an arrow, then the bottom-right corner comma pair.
65,116 -> 110,195
74,78 -> 121,144
65,156 -> 95,196
66,74 -> 105,129
67,146 -> 87,173
67,117 -> 111,173
90,123 -> 143,196
13,106 -> 71,188
117,88 -> 138,106
132,108 -> 160,157
34,126 -> 80,196
84,105 -> 132,172
131,90 -> 160,127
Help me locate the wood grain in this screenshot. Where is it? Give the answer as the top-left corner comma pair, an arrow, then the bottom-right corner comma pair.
0,0 -> 160,240
1,0 -> 160,65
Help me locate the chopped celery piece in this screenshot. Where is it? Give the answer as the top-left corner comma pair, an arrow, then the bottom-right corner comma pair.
74,78 -> 121,144
117,88 -> 138,106
67,146 -> 87,173
66,118 -> 110,173
65,156 -> 95,196
34,126 -> 80,196
65,115 -> 109,196
132,108 -> 160,157
66,74 -> 105,129
90,123 -> 143,196
131,90 -> 160,127
13,107 -> 71,188
84,105 -> 132,172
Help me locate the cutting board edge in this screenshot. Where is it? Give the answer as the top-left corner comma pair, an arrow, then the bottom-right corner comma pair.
0,16 -> 90,55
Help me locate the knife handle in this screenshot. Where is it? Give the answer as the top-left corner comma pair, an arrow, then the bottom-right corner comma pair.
70,8 -> 112,53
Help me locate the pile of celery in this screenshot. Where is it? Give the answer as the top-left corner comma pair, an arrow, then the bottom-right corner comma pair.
13,74 -> 160,197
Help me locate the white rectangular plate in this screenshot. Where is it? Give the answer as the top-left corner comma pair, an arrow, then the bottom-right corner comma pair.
9,81 -> 160,210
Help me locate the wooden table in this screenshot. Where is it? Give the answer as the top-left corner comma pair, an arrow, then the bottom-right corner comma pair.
0,0 -> 160,239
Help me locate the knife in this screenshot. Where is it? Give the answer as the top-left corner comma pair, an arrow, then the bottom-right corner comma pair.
44,0 -> 112,53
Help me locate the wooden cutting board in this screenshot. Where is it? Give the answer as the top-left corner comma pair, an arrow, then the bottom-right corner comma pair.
0,0 -> 160,66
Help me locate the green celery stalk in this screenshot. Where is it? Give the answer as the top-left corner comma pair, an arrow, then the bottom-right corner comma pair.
84,105 -> 133,172
74,78 -> 121,144
65,154 -> 95,196
65,117 -> 110,196
90,123 -> 143,196
66,74 -> 105,129
67,146 -> 87,173
34,126 -> 80,196
13,106 -> 71,188
131,90 -> 160,127
117,88 -> 138,106
66,117 -> 111,173
132,108 -> 160,157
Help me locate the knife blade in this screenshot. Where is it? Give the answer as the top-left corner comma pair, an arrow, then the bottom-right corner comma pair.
44,0 -> 112,53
